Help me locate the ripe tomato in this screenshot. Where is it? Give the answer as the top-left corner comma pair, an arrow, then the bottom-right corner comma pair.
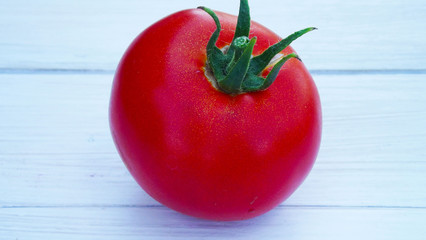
110,1 -> 321,221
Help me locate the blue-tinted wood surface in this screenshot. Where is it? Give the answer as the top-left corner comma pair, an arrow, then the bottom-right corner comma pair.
1,0 -> 426,239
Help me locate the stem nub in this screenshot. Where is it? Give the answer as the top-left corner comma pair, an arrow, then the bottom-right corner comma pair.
199,0 -> 316,94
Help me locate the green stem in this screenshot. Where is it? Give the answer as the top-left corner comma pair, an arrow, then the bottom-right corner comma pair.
226,36 -> 250,73
198,6 -> 228,80
248,27 -> 317,75
218,37 -> 257,94
259,53 -> 299,90
223,0 -> 251,74
241,53 -> 299,92
199,1 -> 316,94
233,0 -> 251,41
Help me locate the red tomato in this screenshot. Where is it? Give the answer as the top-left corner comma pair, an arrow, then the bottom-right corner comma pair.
110,5 -> 321,221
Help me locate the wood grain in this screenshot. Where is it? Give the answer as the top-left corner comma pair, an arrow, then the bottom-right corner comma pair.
1,207 -> 425,239
1,73 -> 425,211
1,0 -> 426,238
1,0 -> 425,71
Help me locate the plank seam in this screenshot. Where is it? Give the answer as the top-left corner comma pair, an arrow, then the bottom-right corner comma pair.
2,204 -> 425,210
1,68 -> 426,75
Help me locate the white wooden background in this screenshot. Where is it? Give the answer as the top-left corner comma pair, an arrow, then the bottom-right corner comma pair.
1,0 -> 426,239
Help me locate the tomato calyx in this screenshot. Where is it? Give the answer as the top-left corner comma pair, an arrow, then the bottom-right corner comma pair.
199,0 -> 317,95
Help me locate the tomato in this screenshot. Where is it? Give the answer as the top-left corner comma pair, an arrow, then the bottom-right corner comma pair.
110,0 -> 321,221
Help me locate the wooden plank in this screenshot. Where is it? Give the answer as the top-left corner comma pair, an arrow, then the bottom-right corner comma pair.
0,0 -> 425,70
1,206 -> 425,239
1,73 -> 425,210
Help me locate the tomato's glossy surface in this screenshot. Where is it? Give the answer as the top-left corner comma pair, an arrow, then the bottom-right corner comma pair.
110,9 -> 321,221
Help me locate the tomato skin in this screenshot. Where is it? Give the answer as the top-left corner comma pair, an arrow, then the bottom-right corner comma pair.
110,9 -> 321,221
